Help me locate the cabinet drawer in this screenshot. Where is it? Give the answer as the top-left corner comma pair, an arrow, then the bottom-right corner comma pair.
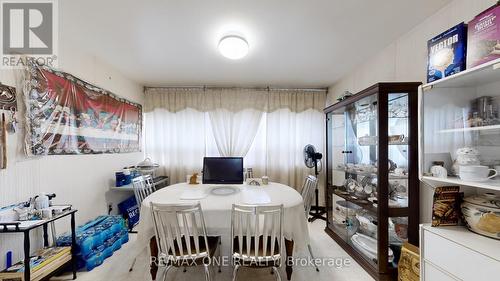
423,230 -> 500,280
423,261 -> 459,281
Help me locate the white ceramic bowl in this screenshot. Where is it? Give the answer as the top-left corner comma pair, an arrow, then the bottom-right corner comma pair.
461,193 -> 500,240
351,233 -> 394,263
336,200 -> 363,218
356,214 -> 377,237
332,210 -> 347,224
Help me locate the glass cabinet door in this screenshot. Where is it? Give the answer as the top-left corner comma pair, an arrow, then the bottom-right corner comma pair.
388,93 -> 410,209
328,93 -> 380,267
386,93 -> 411,269
346,94 -> 379,267
327,110 -> 349,243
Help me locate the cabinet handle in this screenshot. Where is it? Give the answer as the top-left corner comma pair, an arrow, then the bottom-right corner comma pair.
341,151 -> 353,154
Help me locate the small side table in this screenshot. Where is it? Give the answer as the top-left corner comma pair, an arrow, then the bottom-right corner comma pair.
0,209 -> 78,281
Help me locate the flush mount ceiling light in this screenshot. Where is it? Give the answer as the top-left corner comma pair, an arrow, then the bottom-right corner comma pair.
218,35 -> 249,60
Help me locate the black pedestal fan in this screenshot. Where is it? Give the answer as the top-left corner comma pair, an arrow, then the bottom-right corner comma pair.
304,144 -> 326,222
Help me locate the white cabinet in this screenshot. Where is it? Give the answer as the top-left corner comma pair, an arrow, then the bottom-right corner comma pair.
420,224 -> 500,281
423,261 -> 458,281
419,58 -> 500,192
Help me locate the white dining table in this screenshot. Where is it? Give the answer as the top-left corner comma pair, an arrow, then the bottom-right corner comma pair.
135,182 -> 310,280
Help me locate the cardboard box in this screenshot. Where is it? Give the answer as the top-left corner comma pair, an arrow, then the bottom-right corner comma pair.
467,4 -> 500,68
398,242 -> 419,281
427,22 -> 467,83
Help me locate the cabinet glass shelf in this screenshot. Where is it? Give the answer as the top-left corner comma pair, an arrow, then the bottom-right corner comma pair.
358,142 -> 409,146
437,124 -> 500,133
332,189 -> 379,215
333,168 -> 408,179
421,176 -> 500,192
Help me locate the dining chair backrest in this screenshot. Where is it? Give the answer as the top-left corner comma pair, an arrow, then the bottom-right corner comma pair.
150,202 -> 210,261
301,175 -> 318,216
132,175 -> 155,205
231,204 -> 284,263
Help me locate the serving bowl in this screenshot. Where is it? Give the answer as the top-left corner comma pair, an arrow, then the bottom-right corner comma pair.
355,213 -> 405,244
461,193 -> 500,240
351,233 -> 394,263
356,213 -> 377,237
335,200 -> 363,218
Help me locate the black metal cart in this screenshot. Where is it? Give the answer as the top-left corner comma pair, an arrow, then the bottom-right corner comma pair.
0,209 -> 77,281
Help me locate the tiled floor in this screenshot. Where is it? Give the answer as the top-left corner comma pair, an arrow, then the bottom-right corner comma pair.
53,221 -> 374,281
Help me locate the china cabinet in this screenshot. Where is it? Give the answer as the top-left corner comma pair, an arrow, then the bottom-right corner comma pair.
324,82 -> 421,280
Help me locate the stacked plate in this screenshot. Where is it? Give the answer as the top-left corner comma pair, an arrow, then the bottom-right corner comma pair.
351,233 -> 394,263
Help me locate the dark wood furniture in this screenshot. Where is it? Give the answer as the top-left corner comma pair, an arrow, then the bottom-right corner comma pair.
0,208 -> 77,281
323,83 -> 420,280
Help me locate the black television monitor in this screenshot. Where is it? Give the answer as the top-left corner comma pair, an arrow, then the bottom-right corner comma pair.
202,157 -> 244,184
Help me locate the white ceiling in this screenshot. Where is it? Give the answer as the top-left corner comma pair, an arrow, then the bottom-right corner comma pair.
60,0 -> 451,87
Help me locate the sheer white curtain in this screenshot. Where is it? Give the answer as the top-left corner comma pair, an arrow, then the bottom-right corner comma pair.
209,109 -> 263,156
144,107 -> 207,184
266,108 -> 325,190
265,89 -> 326,190
207,88 -> 266,157
144,87 -> 326,191
144,88 -> 208,184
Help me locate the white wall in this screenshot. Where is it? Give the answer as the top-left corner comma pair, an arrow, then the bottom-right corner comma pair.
327,0 -> 498,223
0,39 -> 144,268
327,0 -> 496,105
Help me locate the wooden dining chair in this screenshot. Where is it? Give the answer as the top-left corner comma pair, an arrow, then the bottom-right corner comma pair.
230,204 -> 284,281
301,175 -> 320,272
150,202 -> 221,281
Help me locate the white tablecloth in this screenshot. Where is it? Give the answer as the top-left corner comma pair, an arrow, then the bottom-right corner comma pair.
135,182 -> 310,254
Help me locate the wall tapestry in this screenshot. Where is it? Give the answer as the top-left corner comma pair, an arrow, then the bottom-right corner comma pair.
24,62 -> 142,155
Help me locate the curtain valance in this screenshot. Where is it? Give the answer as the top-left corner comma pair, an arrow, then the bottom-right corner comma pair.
144,87 -> 327,113
267,89 -> 326,113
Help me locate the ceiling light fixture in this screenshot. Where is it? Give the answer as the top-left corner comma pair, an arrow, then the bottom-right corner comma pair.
218,35 -> 249,60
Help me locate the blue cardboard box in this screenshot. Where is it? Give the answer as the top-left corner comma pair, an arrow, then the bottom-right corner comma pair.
118,196 -> 140,230
427,22 -> 467,83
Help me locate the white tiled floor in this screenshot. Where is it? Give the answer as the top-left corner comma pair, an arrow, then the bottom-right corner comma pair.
52,221 -> 374,281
